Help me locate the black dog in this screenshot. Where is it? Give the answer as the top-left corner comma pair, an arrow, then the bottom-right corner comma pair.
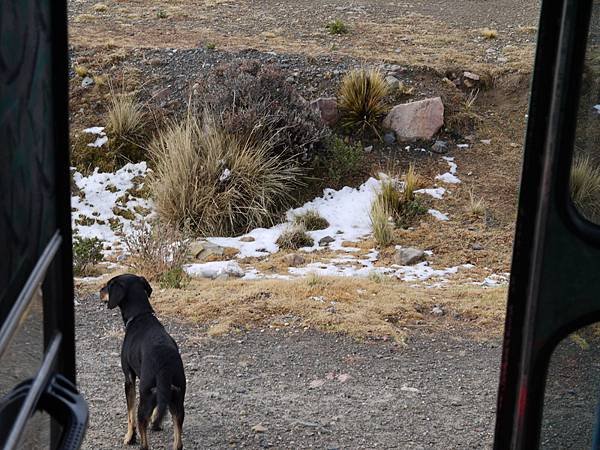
100,274 -> 186,450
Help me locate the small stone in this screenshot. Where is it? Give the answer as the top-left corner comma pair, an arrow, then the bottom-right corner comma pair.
385,75 -> 400,89
389,64 -> 403,73
480,139 -> 491,145
81,76 -> 94,88
252,424 -> 267,433
431,306 -> 444,316
383,97 -> 444,141
383,132 -> 396,145
394,247 -> 426,266
472,242 -> 484,251
319,236 -> 335,246
364,145 -> 373,153
431,140 -> 448,154
463,71 -> 480,81
239,236 -> 255,242
286,76 -> 295,83
284,253 -> 306,267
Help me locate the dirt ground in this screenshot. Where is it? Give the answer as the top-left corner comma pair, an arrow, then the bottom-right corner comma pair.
76,291 -> 501,449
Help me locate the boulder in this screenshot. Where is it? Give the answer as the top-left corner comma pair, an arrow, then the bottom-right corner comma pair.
284,253 -> 306,267
189,240 -> 224,261
383,97 -> 444,141
319,236 -> 335,246
385,75 -> 400,89
310,97 -> 339,127
394,247 -> 426,266
383,132 -> 396,145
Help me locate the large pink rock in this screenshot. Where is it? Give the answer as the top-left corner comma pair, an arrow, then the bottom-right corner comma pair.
310,97 -> 339,127
383,97 -> 444,141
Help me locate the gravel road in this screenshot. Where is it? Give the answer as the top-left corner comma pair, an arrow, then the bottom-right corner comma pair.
76,292 -> 501,449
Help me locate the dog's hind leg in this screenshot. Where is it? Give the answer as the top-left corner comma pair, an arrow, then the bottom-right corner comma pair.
137,387 -> 156,450
124,375 -> 137,445
150,407 -> 162,431
169,392 -> 184,450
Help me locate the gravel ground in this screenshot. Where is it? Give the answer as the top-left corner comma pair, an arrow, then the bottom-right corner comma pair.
76,291 -> 502,449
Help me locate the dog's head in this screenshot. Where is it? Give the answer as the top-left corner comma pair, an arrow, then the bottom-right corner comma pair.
100,274 -> 153,309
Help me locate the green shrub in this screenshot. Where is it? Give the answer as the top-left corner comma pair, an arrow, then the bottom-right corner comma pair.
326,19 -> 348,35
158,267 -> 190,289
292,210 -> 329,230
73,236 -> 104,276
320,136 -> 364,186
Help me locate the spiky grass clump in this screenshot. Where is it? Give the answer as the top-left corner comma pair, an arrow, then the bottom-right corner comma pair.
107,85 -> 145,145
74,65 -> 89,77
150,112 -> 302,236
276,225 -> 314,250
402,164 -> 419,203
370,196 -> 394,247
375,166 -> 425,229
326,19 -> 348,35
338,68 -> 389,135
467,190 -> 486,216
293,210 -> 330,231
571,154 -> 600,221
480,28 -> 498,39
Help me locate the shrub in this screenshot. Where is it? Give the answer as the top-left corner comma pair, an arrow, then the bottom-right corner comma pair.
319,136 -> 364,186
402,164 -> 419,203
150,112 -> 303,236
467,190 -> 486,216
338,68 -> 389,136
200,60 -> 330,164
74,65 -> 89,77
376,167 -> 425,229
480,28 -> 498,39
293,210 -> 329,231
571,153 -> 600,221
73,236 -> 104,276
370,196 -> 393,247
276,225 -> 314,250
123,221 -> 190,286
326,19 -> 348,35
106,83 -> 147,163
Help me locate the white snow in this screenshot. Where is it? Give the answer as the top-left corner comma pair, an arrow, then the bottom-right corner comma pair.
435,157 -> 461,184
71,162 -> 153,250
594,105 -> 600,114
184,260 -> 244,279
457,144 -> 469,149
219,168 -> 231,182
416,187 -> 446,199
428,209 -> 449,221
83,126 -> 105,135
88,135 -> 109,148
207,177 -> 382,257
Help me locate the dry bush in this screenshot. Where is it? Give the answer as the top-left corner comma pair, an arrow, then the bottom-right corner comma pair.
571,153 -> 600,222
123,221 -> 190,288
467,190 -> 486,216
403,164 -> 419,203
370,196 -> 393,247
150,112 -> 303,236
480,28 -> 498,39
200,60 -> 329,164
276,225 -> 314,250
375,167 -> 425,230
292,210 -> 329,231
338,68 -> 389,136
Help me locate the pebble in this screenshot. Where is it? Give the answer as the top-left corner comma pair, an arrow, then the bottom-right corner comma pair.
383,132 -> 396,145
81,76 -> 94,88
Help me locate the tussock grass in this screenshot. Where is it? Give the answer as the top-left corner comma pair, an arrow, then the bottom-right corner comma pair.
107,83 -> 146,144
326,19 -> 348,35
571,153 -> 600,221
292,210 -> 329,231
338,68 -> 389,136
93,3 -> 108,12
480,28 -> 498,39
150,111 -> 302,236
403,164 -> 419,203
276,225 -> 314,250
74,65 -> 89,78
370,195 -> 394,247
467,190 -> 486,216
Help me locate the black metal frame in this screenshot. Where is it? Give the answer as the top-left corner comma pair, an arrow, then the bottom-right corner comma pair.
494,0 -> 598,447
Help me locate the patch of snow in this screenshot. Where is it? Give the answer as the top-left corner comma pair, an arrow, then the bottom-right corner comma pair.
428,209 -> 449,221
594,105 -> 600,114
457,144 -> 469,149
415,187 -> 446,199
87,135 -> 109,148
435,173 -> 461,184
479,273 -> 510,287
184,260 -> 244,279
83,126 -> 105,135
219,168 -> 231,182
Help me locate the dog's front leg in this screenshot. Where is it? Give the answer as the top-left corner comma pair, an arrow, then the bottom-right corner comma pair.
124,377 -> 137,445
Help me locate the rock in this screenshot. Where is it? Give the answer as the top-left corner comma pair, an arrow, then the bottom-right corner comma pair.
388,64 -> 403,74
383,97 -> 444,141
431,306 -> 444,316
472,242 -> 484,251
223,247 -> 240,259
319,236 -> 335,246
394,247 -> 426,266
81,76 -> 94,88
364,145 -> 373,153
285,76 -> 295,83
310,97 -> 339,127
383,132 -> 396,145
463,71 -> 480,81
284,253 -> 306,267
431,140 -> 448,154
189,241 -> 224,261
385,75 -> 400,89
480,139 -> 491,145
252,424 -> 267,433
239,236 -> 255,242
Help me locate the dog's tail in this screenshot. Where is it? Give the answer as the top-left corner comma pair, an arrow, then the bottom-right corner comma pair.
153,370 -> 172,427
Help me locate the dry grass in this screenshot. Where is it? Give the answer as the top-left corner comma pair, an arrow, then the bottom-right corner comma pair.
150,277 -> 508,342
107,82 -> 146,144
276,225 -> 314,250
93,3 -> 108,12
292,210 -> 329,231
370,195 -> 394,247
150,112 -> 302,236
74,65 -> 89,77
338,68 -> 389,136
571,153 -> 600,222
467,190 -> 486,216
403,164 -> 419,203
480,28 -> 498,39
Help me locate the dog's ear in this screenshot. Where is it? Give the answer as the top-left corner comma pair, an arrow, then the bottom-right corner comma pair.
140,276 -> 153,298
107,279 -> 126,309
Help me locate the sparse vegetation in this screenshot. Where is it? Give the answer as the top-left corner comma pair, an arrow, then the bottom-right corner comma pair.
276,225 -> 314,250
338,68 -> 389,136
370,196 -> 394,247
150,111 -> 303,236
480,28 -> 498,39
320,136 -> 364,187
93,3 -> 108,12
374,166 -> 425,230
293,210 -> 330,231
123,220 -> 190,285
326,19 -> 348,35
73,236 -> 104,276
206,42 -> 216,50
571,153 -> 600,222
467,190 -> 486,216
402,164 -> 419,204
156,9 -> 168,19
74,65 -> 89,77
